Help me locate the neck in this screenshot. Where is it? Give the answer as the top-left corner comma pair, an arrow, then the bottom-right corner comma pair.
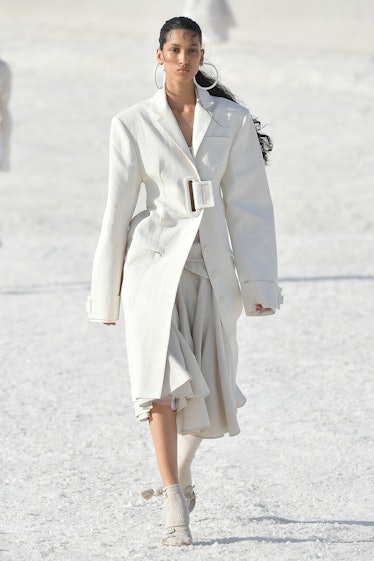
165,80 -> 196,112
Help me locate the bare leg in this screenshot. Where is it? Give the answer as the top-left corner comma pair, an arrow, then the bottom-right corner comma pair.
149,403 -> 178,487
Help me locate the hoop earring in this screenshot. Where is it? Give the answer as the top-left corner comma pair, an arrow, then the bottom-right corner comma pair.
154,63 -> 165,89
193,62 -> 219,90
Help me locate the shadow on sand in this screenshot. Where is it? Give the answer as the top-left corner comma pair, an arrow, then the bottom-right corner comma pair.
194,516 -> 374,546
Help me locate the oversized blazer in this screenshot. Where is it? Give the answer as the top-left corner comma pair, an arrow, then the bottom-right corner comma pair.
87,84 -> 283,400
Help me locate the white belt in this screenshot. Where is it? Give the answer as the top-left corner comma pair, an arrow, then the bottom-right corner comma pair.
184,178 -> 215,215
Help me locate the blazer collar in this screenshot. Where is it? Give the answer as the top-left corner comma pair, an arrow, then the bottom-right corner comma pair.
150,85 -> 217,159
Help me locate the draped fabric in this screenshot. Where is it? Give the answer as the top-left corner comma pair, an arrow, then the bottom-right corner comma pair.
134,238 -> 246,439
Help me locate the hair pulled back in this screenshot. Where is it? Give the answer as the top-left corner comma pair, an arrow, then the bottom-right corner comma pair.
159,17 -> 273,164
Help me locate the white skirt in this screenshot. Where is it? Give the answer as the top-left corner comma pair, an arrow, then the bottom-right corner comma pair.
134,239 -> 246,438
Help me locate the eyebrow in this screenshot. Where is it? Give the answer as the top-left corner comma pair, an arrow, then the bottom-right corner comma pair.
169,42 -> 200,47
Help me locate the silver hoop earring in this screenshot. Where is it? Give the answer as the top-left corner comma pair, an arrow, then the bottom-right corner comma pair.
154,62 -> 165,89
193,62 -> 219,90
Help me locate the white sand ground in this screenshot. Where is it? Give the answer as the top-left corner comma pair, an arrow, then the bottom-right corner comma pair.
1,1 -> 373,559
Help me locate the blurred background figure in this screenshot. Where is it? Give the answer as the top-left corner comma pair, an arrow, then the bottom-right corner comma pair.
183,0 -> 235,42
0,58 -> 12,171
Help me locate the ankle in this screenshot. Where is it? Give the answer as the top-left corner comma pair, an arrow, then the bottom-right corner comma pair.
162,477 -> 179,488
164,483 -> 182,494
164,484 -> 190,528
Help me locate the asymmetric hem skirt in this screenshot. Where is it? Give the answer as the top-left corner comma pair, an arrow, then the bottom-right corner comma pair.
134,239 -> 246,438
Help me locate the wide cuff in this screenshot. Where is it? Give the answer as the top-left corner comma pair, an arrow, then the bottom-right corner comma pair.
241,281 -> 283,317
86,295 -> 121,322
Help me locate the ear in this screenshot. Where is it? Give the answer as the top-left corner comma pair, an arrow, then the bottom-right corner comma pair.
156,48 -> 163,64
200,48 -> 205,65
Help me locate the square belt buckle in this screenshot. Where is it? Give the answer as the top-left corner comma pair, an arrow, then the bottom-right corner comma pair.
184,178 -> 215,215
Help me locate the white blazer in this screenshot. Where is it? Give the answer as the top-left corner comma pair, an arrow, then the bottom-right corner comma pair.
87,85 -> 282,399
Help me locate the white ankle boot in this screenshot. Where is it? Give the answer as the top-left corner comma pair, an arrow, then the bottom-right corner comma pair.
141,484 -> 197,513
161,484 -> 192,546
182,485 -> 196,513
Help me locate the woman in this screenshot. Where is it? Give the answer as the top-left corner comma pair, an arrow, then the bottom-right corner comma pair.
0,58 -> 11,171
87,16 -> 282,546
183,0 -> 235,42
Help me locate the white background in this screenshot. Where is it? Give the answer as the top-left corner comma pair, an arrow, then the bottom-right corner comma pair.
1,1 -> 373,559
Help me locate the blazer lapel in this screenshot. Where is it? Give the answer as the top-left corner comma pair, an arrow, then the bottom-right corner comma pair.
151,88 -> 193,162
192,86 -> 215,156
150,85 -> 218,165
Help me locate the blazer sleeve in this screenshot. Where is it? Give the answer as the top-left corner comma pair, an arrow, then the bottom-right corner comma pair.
86,116 -> 142,322
221,109 -> 283,316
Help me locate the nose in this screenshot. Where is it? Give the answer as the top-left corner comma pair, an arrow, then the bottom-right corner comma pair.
179,50 -> 189,65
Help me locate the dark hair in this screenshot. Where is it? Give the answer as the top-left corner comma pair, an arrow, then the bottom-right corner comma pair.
159,17 -> 273,164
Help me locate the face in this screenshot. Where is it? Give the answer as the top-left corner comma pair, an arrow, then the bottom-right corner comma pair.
157,29 -> 204,85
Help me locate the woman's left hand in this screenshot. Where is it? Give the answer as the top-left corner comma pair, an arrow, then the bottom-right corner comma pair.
256,304 -> 272,313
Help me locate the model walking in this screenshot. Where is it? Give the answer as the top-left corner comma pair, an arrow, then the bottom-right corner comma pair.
183,0 -> 235,42
87,16 -> 282,546
0,58 -> 11,171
